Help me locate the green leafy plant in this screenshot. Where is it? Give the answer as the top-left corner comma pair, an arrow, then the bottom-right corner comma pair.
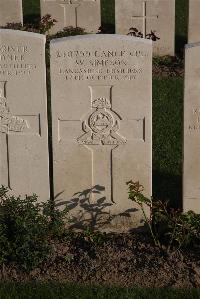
126,181 -> 160,248
127,27 -> 160,41
83,227 -> 107,246
127,180 -> 200,251
51,26 -> 86,39
0,186 -> 68,271
0,14 -> 57,35
38,14 -> 57,34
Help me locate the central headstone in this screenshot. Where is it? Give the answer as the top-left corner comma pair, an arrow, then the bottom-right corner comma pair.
0,30 -> 49,200
40,0 -> 101,34
0,0 -> 23,27
50,35 -> 152,231
115,0 -> 175,56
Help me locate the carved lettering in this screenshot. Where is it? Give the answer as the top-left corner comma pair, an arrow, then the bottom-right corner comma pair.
188,107 -> 200,132
55,48 -> 149,81
0,45 -> 37,76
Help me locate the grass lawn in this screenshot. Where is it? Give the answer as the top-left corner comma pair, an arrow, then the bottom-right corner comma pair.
0,283 -> 199,299
153,78 -> 183,208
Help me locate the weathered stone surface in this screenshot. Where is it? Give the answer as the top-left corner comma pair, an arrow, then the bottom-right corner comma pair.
40,0 -> 101,35
50,35 -> 152,231
115,0 -> 175,56
0,0 -> 23,27
0,30 -> 49,200
188,0 -> 200,43
183,42 -> 200,214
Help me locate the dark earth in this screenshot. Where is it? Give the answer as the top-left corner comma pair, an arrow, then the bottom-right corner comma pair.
1,232 -> 199,288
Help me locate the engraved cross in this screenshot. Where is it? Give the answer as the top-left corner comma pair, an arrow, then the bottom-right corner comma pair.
59,1 -> 81,28
58,85 -> 146,203
0,81 -> 40,189
44,0 -> 96,27
132,1 -> 158,38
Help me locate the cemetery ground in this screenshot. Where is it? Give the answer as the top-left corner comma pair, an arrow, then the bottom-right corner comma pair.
0,0 -> 200,297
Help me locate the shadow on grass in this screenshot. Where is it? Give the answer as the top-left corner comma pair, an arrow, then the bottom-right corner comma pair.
23,15 -> 41,26
175,0 -> 188,56
99,23 -> 115,34
175,35 -> 187,57
153,171 -> 182,210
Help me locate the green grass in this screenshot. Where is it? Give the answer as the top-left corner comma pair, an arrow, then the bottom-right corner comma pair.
22,0 -> 40,22
0,283 -> 199,299
101,0 -> 115,32
153,78 -> 183,208
175,0 -> 189,54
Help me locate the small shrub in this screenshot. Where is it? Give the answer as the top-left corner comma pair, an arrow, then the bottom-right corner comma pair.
51,26 -> 86,39
83,227 -> 107,245
38,14 -> 57,34
0,14 -> 57,35
0,186 -> 68,271
127,27 -> 160,41
127,180 -> 200,251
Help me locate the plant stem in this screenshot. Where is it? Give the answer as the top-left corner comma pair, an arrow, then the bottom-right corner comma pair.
140,204 -> 161,248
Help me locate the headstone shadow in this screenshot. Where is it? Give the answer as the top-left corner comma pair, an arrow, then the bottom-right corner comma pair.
153,170 -> 182,209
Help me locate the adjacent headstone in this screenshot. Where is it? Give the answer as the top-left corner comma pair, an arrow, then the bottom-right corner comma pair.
188,0 -> 200,43
40,0 -> 101,35
183,42 -> 200,214
0,30 -> 49,200
50,35 -> 152,231
115,0 -> 175,56
0,0 -> 23,27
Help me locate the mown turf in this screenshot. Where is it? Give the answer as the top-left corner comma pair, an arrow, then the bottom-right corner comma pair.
153,78 -> 183,208
0,283 -> 199,299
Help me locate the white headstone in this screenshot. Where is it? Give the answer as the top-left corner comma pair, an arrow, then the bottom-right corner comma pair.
0,30 -> 49,200
50,35 -> 152,231
115,0 -> 175,56
183,42 -> 200,214
40,0 -> 101,35
0,0 -> 23,27
188,0 -> 200,43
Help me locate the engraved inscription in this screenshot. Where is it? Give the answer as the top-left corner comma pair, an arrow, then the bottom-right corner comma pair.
57,49 -> 149,81
0,45 -> 37,76
77,88 -> 126,146
188,107 -> 200,131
